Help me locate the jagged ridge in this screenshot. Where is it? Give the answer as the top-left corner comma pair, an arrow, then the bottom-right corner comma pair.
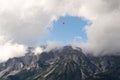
0,46 -> 120,80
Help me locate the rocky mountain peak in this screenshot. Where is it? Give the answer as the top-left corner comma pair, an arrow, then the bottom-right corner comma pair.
0,46 -> 120,80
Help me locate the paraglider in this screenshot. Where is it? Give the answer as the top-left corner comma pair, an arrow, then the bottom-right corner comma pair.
62,22 -> 65,24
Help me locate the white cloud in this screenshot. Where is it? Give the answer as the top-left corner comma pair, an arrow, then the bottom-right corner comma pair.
72,36 -> 82,42
0,0 -> 82,45
78,0 -> 120,55
0,0 -> 120,61
33,46 -> 43,55
44,41 -> 63,52
0,42 -> 27,62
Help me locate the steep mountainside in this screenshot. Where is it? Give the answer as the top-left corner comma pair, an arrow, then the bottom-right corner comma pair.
0,46 -> 120,80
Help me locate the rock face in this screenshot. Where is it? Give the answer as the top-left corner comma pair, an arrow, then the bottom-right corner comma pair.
0,48 -> 39,79
0,46 -> 120,80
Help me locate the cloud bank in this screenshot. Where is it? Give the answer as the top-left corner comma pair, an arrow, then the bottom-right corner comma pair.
0,0 -> 120,62
79,0 -> 120,55
0,42 -> 27,62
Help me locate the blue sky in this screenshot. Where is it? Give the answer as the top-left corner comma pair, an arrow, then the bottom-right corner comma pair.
40,16 -> 89,45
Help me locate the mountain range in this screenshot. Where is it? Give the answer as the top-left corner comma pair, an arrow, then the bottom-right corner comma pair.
0,46 -> 120,80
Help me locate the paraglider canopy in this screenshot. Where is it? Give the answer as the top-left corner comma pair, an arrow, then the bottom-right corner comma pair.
62,22 -> 65,24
